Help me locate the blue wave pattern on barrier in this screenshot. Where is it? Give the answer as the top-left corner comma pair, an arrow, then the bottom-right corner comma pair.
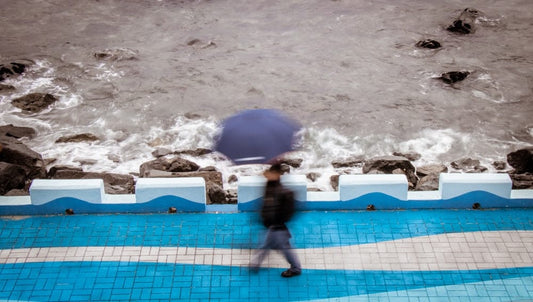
1,209 -> 533,249
0,262 -> 532,301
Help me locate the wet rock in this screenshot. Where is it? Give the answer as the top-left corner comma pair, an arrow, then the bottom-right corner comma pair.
393,152 -> 421,162
176,148 -> 212,156
330,175 -> 340,191
152,148 -> 173,158
416,164 -> 448,177
415,39 -> 441,49
11,93 -> 58,113
0,84 -> 16,92
139,157 -> 200,177
415,174 -> 440,191
49,166 -> 135,194
331,156 -> 365,168
439,71 -> 470,84
225,189 -> 238,204
507,147 -> 533,174
279,158 -> 303,168
94,48 -> 138,61
55,133 -> 100,143
207,184 -> 226,204
363,156 -> 418,189
447,8 -> 481,34
0,124 -> 36,139
228,174 -> 238,184
509,173 -> 533,189
306,172 -> 321,182
0,134 -> 46,179
492,161 -> 507,170
0,62 -> 26,81
0,162 -> 27,195
199,166 -> 217,172
451,158 -> 488,173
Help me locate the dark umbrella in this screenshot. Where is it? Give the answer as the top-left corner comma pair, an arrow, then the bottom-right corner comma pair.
214,109 -> 301,165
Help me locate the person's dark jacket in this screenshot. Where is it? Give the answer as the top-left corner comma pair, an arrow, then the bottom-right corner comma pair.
261,180 -> 295,229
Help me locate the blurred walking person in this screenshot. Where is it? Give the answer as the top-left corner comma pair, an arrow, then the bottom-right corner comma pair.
250,163 -> 302,277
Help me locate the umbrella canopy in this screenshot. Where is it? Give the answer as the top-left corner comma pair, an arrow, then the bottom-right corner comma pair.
214,109 -> 301,165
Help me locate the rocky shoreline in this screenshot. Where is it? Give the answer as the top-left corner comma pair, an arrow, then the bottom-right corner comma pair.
1,123 -> 532,205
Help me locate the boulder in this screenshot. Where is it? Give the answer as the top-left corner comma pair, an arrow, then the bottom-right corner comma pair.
439,71 -> 470,84
139,156 -> 199,177
306,172 -> 321,182
0,162 -> 27,195
509,173 -> 533,189
0,62 -> 26,81
176,148 -> 212,157
415,174 -> 440,191
0,84 -> 16,92
330,175 -> 340,191
492,161 -> 507,170
11,93 -> 58,113
279,158 -> 303,168
49,165 -> 135,194
451,158 -> 487,173
447,8 -> 481,34
416,164 -> 448,177
0,124 -> 36,139
152,148 -> 173,158
207,184 -> 226,204
331,156 -> 365,168
363,156 -> 418,189
415,39 -> 441,49
507,147 -> 533,173
55,133 -> 100,143
393,152 -> 421,162
94,48 -> 138,61
0,134 -> 46,179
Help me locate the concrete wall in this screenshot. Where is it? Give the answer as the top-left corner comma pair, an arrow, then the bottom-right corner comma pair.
0,173 -> 531,215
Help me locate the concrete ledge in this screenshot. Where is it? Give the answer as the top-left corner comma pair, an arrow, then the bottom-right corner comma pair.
237,176 -> 266,205
135,177 -> 206,204
30,179 -> 105,205
281,175 -> 307,202
439,173 -> 512,200
339,174 -> 408,201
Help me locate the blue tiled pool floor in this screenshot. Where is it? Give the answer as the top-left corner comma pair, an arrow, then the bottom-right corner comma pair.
1,209 -> 532,301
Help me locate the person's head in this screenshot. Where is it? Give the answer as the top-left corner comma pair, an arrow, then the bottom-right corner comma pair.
263,163 -> 282,181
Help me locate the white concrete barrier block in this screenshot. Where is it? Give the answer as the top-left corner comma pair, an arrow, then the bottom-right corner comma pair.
237,176 -> 266,204
281,174 -> 307,202
439,173 -> 512,199
135,177 -> 206,204
339,174 -> 408,201
30,179 -> 105,205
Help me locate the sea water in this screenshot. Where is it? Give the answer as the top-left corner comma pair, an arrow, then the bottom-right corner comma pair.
1,0 -> 532,190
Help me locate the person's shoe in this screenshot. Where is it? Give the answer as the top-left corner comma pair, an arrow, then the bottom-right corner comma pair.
281,269 -> 301,278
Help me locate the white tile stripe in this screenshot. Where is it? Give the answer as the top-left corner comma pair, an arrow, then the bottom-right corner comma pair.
1,231 -> 532,271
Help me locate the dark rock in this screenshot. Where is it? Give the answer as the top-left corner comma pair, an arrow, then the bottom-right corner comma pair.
439,71 -> 470,84
207,184 -> 226,204
331,156 -> 365,168
415,39 -> 441,49
492,161 -> 507,170
94,48 -> 138,61
199,166 -> 217,172
509,173 -> 533,189
416,164 -> 448,177
447,8 -> 481,34
0,84 -> 16,92
228,174 -> 238,184
415,174 -> 440,191
139,157 -> 199,177
152,148 -> 172,158
507,147 -> 533,174
49,166 -> 135,194
330,175 -> 340,191
0,62 -> 26,81
4,189 -> 29,196
0,162 -> 27,195
451,158 -> 488,173
393,152 -> 421,162
306,172 -> 321,182
225,190 -> 238,204
0,135 -> 46,179
11,93 -> 58,113
363,156 -> 418,189
176,148 -> 212,156
280,163 -> 291,174
0,124 -> 36,139
55,133 -> 100,143
279,158 -> 303,168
